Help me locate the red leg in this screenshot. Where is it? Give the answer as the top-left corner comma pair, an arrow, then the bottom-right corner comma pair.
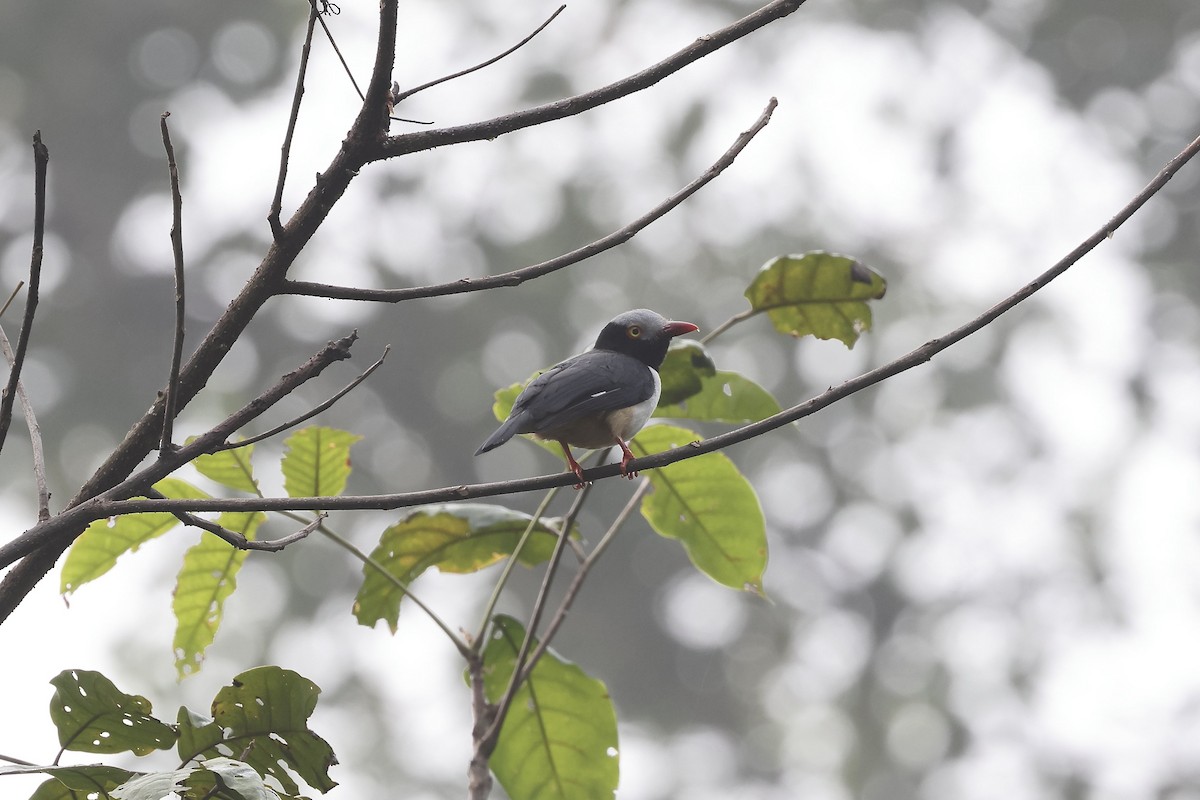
615,438 -> 637,479
559,441 -> 587,488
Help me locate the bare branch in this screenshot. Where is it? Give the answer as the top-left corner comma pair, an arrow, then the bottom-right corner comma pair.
282,97 -> 779,303
0,0 -> 402,620
23,129 -> 1197,528
269,2 -> 320,238
0,333 -> 359,571
0,324 -> 51,521
159,113 -> 187,456
378,0 -> 805,160
147,487 -> 321,552
517,480 -> 647,689
0,132 -> 48,456
313,0 -> 364,102
480,484 -> 592,751
214,345 -> 390,452
392,5 -> 566,105
0,281 -> 23,318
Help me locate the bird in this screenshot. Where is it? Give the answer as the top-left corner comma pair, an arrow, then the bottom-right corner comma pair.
475,309 -> 699,487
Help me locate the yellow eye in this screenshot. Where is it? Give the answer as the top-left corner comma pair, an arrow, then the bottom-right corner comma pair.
627,325 -> 642,339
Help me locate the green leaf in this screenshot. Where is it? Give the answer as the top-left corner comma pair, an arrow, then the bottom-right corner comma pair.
483,615 -> 619,800
354,504 -> 569,632
632,424 -> 767,593
745,251 -> 886,347
180,757 -> 290,800
48,670 -> 176,756
176,707 -> 224,763
192,442 -> 259,494
281,426 -> 362,499
656,369 -> 782,423
107,759 -> 292,800
11,765 -> 137,800
658,341 -> 716,406
205,666 -> 336,795
61,478 -> 210,594
173,511 -> 266,679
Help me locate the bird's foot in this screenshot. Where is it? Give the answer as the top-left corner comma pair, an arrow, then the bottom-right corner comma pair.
562,443 -> 589,489
617,439 -> 638,479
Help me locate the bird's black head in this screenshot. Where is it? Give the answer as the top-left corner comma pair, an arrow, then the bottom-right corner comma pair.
592,309 -> 699,370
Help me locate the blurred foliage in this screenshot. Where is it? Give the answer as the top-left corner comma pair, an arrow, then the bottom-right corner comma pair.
3,0 -> 1200,798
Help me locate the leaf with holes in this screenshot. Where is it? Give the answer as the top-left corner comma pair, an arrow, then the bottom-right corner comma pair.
281,426 -> 362,499
205,666 -> 337,795
173,510 -> 266,679
60,478 -> 210,594
632,424 -> 767,593
483,615 -> 619,800
5,764 -> 136,800
48,670 -> 175,756
354,504 -> 569,632
745,251 -> 886,348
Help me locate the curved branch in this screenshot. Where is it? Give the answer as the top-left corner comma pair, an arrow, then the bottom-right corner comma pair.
159,113 -> 187,455
214,345 -> 389,451
378,0 -> 804,160
281,97 -> 778,302
18,129 -> 1195,530
0,133 -> 48,456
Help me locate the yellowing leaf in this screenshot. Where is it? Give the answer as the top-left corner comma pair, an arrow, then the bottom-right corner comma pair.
745,251 -> 886,348
281,426 -> 362,499
61,478 -> 209,594
172,511 -> 266,679
354,504 -> 567,632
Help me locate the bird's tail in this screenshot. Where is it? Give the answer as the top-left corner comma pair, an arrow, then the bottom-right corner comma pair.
474,416 -> 523,456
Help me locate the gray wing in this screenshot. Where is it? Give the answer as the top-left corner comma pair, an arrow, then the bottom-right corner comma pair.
474,352 -> 653,454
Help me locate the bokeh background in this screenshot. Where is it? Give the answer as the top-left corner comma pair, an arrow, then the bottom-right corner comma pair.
2,0 -> 1200,797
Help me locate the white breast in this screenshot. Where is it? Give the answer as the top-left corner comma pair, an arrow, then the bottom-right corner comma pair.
607,368 -> 661,441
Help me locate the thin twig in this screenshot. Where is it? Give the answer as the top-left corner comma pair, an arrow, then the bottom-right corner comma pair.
269,2 -> 319,238
312,0 -> 364,101
0,133 -> 48,456
316,524 -> 471,658
518,481 -> 649,688
159,113 -> 187,456
282,97 -> 779,303
145,487 -> 321,552
0,324 -> 50,521
214,345 -> 390,451
392,5 -> 567,105
30,129 -> 1199,529
378,0 -> 805,160
472,489 -> 561,650
480,484 -> 591,750
0,282 -> 23,318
